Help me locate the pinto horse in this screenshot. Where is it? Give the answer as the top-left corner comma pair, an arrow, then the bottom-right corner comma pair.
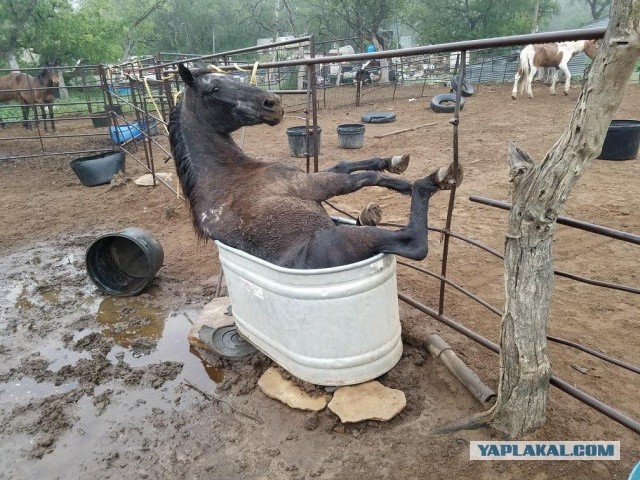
169,64 -> 462,269
0,66 -> 60,130
511,40 -> 598,99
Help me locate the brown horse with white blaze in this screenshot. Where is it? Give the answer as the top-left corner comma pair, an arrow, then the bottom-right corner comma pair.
512,40 -> 598,99
169,64 -> 463,269
0,65 -> 60,130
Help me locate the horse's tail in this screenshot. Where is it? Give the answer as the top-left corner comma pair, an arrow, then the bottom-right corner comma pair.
518,50 -> 531,95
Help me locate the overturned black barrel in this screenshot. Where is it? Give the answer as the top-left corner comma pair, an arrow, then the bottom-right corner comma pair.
598,120 -> 640,160
86,228 -> 164,296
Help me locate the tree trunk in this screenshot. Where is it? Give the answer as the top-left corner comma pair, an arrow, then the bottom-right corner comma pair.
57,72 -> 69,99
491,0 -> 640,438
531,0 -> 540,33
371,34 -> 389,83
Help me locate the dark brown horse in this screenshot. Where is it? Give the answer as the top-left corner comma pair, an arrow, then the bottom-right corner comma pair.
169,64 -> 462,269
0,66 -> 60,130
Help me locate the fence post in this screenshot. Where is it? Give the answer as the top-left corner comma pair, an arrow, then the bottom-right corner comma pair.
438,49 -> 466,316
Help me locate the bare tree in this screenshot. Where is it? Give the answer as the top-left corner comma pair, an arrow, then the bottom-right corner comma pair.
577,0 -> 611,20
442,0 -> 640,438
121,0 -> 170,62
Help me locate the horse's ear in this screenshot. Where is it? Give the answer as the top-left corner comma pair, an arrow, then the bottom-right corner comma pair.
178,63 -> 195,88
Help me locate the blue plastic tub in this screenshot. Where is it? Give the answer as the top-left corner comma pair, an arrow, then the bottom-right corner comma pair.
108,85 -> 132,97
109,120 -> 157,144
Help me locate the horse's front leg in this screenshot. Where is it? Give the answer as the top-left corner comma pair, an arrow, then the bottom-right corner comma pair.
324,154 -> 410,175
297,164 -> 463,268
44,104 -> 55,131
303,171 -> 413,202
20,103 -> 30,130
40,105 -> 48,132
559,64 -> 571,95
48,104 -> 55,131
31,105 -> 39,129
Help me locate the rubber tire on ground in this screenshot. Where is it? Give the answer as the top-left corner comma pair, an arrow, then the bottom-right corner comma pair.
360,112 -> 396,123
430,93 -> 465,114
451,75 -> 475,97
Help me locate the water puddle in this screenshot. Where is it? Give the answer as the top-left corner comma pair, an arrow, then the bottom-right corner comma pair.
96,296 -> 166,349
0,378 -> 79,402
0,235 -> 229,478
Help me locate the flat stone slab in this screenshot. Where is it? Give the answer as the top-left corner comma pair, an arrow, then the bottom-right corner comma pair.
258,367 -> 329,412
188,296 -> 235,350
328,381 -> 406,423
134,172 -> 173,186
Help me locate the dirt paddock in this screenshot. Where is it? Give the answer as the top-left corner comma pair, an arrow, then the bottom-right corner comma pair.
0,82 -> 638,479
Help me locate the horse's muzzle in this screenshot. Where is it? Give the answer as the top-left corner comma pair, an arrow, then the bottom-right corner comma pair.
262,96 -> 284,125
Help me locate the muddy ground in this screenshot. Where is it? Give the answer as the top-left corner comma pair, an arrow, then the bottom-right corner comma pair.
0,81 -> 639,479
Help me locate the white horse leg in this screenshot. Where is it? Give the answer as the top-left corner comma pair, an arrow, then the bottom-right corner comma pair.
512,70 -> 521,99
560,63 -> 572,95
526,66 -> 537,98
550,69 -> 558,95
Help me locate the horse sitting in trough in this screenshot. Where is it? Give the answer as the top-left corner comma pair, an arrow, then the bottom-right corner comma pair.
511,40 -> 598,99
0,65 -> 60,130
169,64 -> 462,269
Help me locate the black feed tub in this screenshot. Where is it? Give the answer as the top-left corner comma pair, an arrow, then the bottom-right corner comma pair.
70,151 -> 125,187
598,120 -> 640,161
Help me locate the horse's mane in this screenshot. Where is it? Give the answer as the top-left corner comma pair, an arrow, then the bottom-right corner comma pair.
168,102 -> 208,242
36,68 -> 49,82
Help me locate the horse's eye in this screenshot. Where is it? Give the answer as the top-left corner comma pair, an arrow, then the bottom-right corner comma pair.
212,87 -> 220,93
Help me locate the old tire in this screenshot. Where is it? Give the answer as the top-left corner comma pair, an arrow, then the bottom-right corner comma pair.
430,94 -> 464,113
451,75 -> 475,97
361,112 -> 396,123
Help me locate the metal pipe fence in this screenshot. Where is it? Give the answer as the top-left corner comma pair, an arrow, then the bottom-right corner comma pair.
2,28 -> 638,437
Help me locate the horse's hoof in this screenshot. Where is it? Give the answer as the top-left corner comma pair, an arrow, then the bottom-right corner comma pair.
511,94 -> 517,100
387,154 -> 410,174
357,203 -> 382,226
434,164 -> 463,190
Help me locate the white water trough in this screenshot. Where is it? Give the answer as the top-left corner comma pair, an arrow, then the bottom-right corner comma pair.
216,240 -> 402,386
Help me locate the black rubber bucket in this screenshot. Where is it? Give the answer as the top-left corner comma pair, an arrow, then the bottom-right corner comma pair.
337,123 -> 365,149
598,120 -> 640,160
286,126 -> 322,157
105,104 -> 123,116
86,227 -> 164,296
70,151 -> 125,187
91,113 -> 110,128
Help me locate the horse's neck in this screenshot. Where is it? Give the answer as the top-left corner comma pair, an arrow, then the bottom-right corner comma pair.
180,107 -> 253,179
565,41 -> 586,57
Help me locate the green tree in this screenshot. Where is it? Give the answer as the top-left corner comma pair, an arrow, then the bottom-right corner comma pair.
401,0 -> 559,45
0,0 -> 65,68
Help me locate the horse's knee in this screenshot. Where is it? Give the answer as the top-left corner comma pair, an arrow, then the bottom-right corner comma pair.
402,234 -> 428,260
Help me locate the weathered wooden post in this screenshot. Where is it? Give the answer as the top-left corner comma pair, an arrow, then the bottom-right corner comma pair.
491,0 -> 640,437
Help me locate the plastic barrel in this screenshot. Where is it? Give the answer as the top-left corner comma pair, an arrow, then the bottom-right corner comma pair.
337,123 -> 365,149
598,120 -> 640,160
86,227 -> 164,296
70,151 -> 125,187
286,126 -> 322,157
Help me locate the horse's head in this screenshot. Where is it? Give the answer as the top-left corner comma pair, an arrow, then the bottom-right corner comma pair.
584,39 -> 598,61
43,64 -> 60,87
178,63 -> 283,134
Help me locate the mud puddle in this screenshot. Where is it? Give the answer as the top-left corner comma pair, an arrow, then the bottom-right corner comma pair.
0,235 -> 225,477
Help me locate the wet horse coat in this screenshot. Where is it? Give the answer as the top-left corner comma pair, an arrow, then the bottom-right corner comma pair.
512,40 -> 598,99
169,65 -> 462,269
0,66 -> 59,130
